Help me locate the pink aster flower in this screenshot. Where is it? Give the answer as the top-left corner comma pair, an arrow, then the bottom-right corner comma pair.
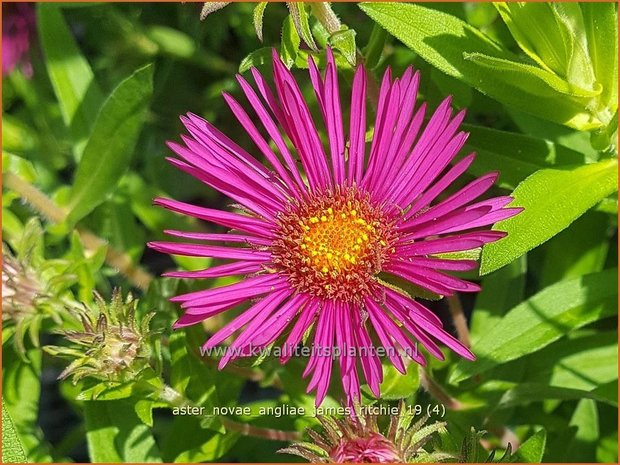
2,2 -> 35,77
149,49 -> 521,407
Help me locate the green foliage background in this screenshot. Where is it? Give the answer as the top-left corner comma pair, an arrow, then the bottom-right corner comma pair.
2,2 -> 618,463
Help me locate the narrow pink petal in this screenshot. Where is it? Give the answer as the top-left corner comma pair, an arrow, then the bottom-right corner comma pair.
148,241 -> 270,261
347,65 -> 367,184
163,230 -> 271,246
163,261 -> 264,279
153,197 -> 274,237
173,298 -> 246,328
173,274 -> 283,306
407,172 -> 499,226
405,153 -> 477,218
280,298 -> 319,363
396,231 -> 507,255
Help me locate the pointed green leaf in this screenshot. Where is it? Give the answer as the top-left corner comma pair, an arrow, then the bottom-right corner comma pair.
84,399 -> 162,462
37,4 -> 104,156
512,429 -> 546,463
481,158 -> 617,274
449,268 -> 617,384
253,2 -> 268,41
360,2 -> 604,129
2,404 -> 27,463
287,3 -> 318,52
66,64 -> 154,226
281,15 -> 301,68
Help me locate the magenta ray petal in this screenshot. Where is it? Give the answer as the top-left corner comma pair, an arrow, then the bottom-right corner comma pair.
172,273 -> 283,304
173,299 -> 246,328
396,230 -> 507,254
147,241 -> 270,261
381,287 -> 443,328
351,304 -> 382,398
162,261 -> 264,279
347,65 -> 367,184
236,74 -> 306,196
204,288 -> 291,350
365,297 -> 427,367
280,298 -> 319,363
163,230 -> 271,246
153,197 -> 274,237
215,290 -> 293,369
242,294 -> 308,348
406,172 -> 499,226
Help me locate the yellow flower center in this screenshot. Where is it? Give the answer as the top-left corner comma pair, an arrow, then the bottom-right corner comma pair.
271,186 -> 397,302
299,204 -> 384,275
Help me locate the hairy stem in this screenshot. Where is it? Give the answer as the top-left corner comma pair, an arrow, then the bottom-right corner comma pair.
447,295 -> 471,347
310,2 -> 341,34
3,172 -> 153,290
419,367 -> 462,411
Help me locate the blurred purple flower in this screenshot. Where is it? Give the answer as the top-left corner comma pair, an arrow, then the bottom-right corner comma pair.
149,49 -> 521,407
2,2 -> 35,77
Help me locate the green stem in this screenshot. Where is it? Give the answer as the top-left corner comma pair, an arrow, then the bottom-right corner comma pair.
3,172 -> 153,290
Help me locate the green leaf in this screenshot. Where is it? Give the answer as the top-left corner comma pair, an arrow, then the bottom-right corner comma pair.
84,399 -> 162,462
169,331 -> 220,430
582,3 -> 618,112
37,4 -> 104,156
539,211 -> 610,287
470,255 -> 526,342
2,404 -> 27,463
449,268 -> 617,384
463,52 -> 600,99
378,363 -> 420,400
2,346 -> 53,462
481,158 -> 618,274
253,2 -> 268,42
329,28 -> 357,67
363,23 -> 387,69
287,3 -> 318,52
512,429 -> 546,463
497,383 -> 615,409
239,47 -> 272,74
280,16 -> 301,69
565,399 -> 600,461
359,2 -> 603,130
66,64 -> 154,226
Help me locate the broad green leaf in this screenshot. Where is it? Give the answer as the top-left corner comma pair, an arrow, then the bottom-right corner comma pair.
2,404 -> 27,463
253,2 -> 268,42
2,116 -> 36,154
449,268 -> 617,384
481,158 -> 617,274
37,4 -> 104,156
512,429 -> 546,463
539,211 -> 610,287
565,399 -> 599,461
462,123 -> 587,190
329,28 -> 357,67
378,363 -> 420,400
582,3 -> 618,112
359,2 -> 603,130
169,331 -> 220,430
280,16 -> 301,69
66,64 -> 153,226
363,23 -> 387,69
84,399 -> 162,462
463,52 -> 600,99
470,255 -> 526,342
497,383 -> 615,409
239,48 -> 272,74
287,3 -> 318,52
2,346 -> 53,462
161,416 -> 239,463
